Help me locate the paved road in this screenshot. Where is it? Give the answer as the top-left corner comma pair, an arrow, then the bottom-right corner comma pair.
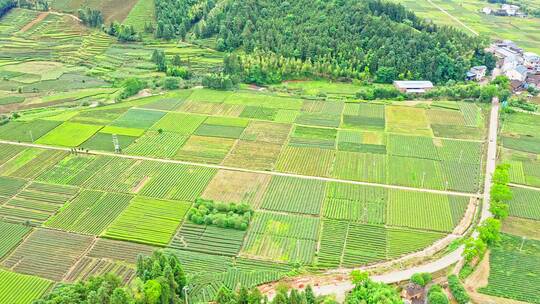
0,139 -> 479,198
264,97 -> 501,300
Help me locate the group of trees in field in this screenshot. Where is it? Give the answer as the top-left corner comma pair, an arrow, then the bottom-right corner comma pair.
187,198 -> 253,230
424,75 -> 511,103
462,164 -> 512,278
427,284 -> 450,304
78,7 -> 103,28
151,50 -> 190,78
0,0 -> 15,17
34,251 -> 187,304
190,0 -> 494,84
105,22 -> 140,42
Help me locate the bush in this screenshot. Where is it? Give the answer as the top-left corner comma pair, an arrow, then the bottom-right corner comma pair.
187,198 -> 253,230
162,77 -> 180,90
119,78 -> 146,99
448,275 -> 470,304
410,272 -> 432,287
167,66 -> 190,79
202,73 -> 237,90
428,284 -> 449,304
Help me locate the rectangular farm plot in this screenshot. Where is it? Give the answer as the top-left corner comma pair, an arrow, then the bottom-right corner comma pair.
81,132 -> 137,152
150,112 -> 206,135
2,148 -> 67,179
100,125 -> 145,137
0,144 -> 25,167
201,170 -> 271,207
87,238 -> 156,264
427,108 -> 466,126
241,121 -> 292,144
387,156 -> 445,189
261,176 -> 326,215
139,164 -> 216,201
222,140 -> 283,171
386,190 -> 455,232
45,190 -> 133,235
0,119 -> 62,142
70,107 -> 129,125
275,146 -> 335,177
0,270 -> 52,304
332,151 -> 386,183
124,131 -> 187,158
243,212 -> 320,264
240,106 -> 278,120
186,88 -> 232,103
386,227 -> 446,258
323,182 -> 387,224
341,223 -> 387,266
342,103 -> 385,130
36,122 -> 102,147
65,256 -> 136,284
169,223 -> 246,256
388,134 -> 439,160
0,182 -> 79,225
194,124 -> 246,139
175,135 -> 236,164
36,154 -> 112,186
224,92 -> 303,110
508,187 -> 540,221
0,221 -> 31,259
111,108 -> 165,129
289,125 -> 337,149
103,196 -> 191,246
385,106 -> 432,136
2,229 -> 94,281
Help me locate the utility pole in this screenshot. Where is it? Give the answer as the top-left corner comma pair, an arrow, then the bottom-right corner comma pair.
183,286 -> 189,304
29,130 -> 33,143
421,171 -> 426,188
459,149 -> 463,163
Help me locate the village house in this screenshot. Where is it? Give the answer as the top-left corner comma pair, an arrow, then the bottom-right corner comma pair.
523,52 -> 540,71
482,7 -> 492,14
507,65 -> 529,82
393,81 -> 434,93
494,4 -> 521,16
401,283 -> 426,304
466,65 -> 487,81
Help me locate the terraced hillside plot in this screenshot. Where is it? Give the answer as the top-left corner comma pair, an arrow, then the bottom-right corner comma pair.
261,176 -> 326,215
111,108 -> 165,129
323,182 -> 387,224
2,229 -> 94,281
1,148 -> 67,179
508,187 -> 540,221
276,146 -> 334,177
103,196 -> 191,246
139,164 -> 216,201
125,131 -> 187,158
150,112 -> 206,135
0,182 -> 79,225
387,190 -> 454,232
175,135 -> 235,164
480,234 -> 540,303
123,0 -> 155,31
332,151 -> 386,183
222,140 -> 283,170
0,221 -> 31,259
244,212 -> 319,263
342,103 -> 385,130
201,170 -> 271,206
87,238 -> 156,264
36,122 -> 102,147
0,119 -> 62,142
46,190 -> 133,235
386,106 -> 432,136
0,270 -> 52,304
65,256 -> 136,284
240,121 -> 292,144
170,223 -> 246,256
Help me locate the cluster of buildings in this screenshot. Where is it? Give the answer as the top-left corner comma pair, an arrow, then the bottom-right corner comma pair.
482,4 -> 525,17
489,40 -> 540,90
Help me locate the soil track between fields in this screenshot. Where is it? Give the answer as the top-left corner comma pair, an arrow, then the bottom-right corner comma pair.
0,139 -> 481,198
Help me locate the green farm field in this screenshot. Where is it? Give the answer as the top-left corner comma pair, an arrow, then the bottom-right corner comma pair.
395,0 -> 540,53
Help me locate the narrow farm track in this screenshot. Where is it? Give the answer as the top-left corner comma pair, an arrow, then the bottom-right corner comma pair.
508,183 -> 540,192
0,139 -> 480,198
426,0 -> 479,36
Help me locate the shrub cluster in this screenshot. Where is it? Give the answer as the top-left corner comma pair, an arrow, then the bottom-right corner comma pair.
187,198 -> 253,230
448,275 -> 470,304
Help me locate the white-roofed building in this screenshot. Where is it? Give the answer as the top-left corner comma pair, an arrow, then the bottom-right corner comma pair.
393,81 -> 434,93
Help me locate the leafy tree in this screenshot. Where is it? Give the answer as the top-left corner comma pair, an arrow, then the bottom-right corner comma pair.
447,275 -> 470,304
410,272 -> 432,287
375,67 -> 398,84
427,284 -> 449,304
163,77 -> 180,90
78,7 -> 104,27
489,201 -> 509,220
119,78 -> 146,99
172,54 -> 182,66
462,237 -> 486,263
0,0 -> 16,17
345,275 -> 401,304
490,184 -> 513,203
151,50 -> 167,72
478,218 -> 502,246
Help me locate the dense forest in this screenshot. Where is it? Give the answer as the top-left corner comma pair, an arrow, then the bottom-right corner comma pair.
153,0 -> 493,84
0,0 -> 15,17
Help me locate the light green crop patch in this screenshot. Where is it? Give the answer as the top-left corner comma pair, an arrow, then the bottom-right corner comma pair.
37,122 -> 103,147
100,125 -> 145,137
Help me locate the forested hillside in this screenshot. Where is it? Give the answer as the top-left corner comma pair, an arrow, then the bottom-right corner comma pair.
154,0 -> 493,83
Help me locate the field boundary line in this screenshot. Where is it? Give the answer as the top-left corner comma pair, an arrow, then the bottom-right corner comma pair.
0,139 -> 481,198
426,0 -> 479,36
62,235 -> 99,282
508,183 -> 540,192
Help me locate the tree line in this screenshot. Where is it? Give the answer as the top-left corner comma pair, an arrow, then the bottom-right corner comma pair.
190,0 -> 494,84
0,0 -> 15,18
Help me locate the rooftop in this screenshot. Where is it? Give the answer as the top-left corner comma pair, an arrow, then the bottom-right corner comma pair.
393,81 -> 434,89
